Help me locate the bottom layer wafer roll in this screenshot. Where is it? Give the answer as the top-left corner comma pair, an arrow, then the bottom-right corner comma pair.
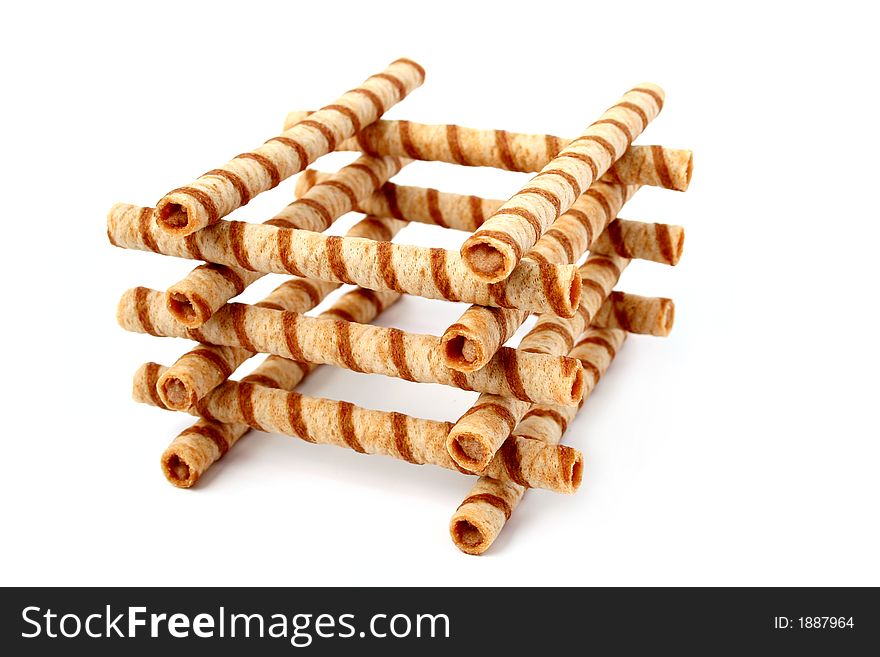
450,327 -> 626,554
134,364 -> 584,494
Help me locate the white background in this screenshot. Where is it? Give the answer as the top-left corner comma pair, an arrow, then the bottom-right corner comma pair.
1,0 -> 878,586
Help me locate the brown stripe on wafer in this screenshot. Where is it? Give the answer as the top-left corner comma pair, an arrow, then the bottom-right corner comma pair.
527,322 -> 575,351
229,304 -> 258,352
580,359 -> 600,384
134,286 -> 159,336
346,162 -> 382,190
545,134 -> 563,159
380,183 -> 404,219
286,392 -> 315,443
632,86 -> 664,110
194,396 -> 219,423
356,130 -> 380,156
577,335 -> 617,359
255,302 -> 284,311
388,328 -> 415,382
605,220 -> 629,257
650,145 -> 675,191
323,104 -> 361,133
573,134 -> 617,159
282,312 -> 306,362
528,252 -> 571,317
143,362 -> 167,409
654,222 -> 676,264
391,57 -> 426,82
349,87 -> 385,114
179,424 -> 230,456
582,278 -> 607,297
274,229 -> 304,276
236,382 -> 265,431
390,412 -> 416,464
450,369 -> 474,392
503,206 -> 543,240
541,168 -> 582,198
468,195 -> 485,229
350,287 -> 384,315
265,216 -> 295,228
521,407 -> 568,432
240,373 -> 281,389
266,136 -> 310,168
326,236 -> 351,283
190,347 -> 234,379
459,403 -> 517,432
558,151 -> 598,178
204,263 -> 247,295
284,279 -> 323,307
489,307 -> 510,337
495,130 -> 518,170
520,186 -> 561,217
376,241 -> 399,290
228,221 -> 255,270
138,207 -> 160,253
371,72 -> 405,99
353,216 -> 393,241
235,152 -> 281,189
323,307 -> 356,323
398,120 -> 423,159
543,228 -> 575,262
334,319 -> 363,372
291,197 -> 332,228
205,169 -> 251,206
426,188 -> 447,228
338,401 -> 366,453
458,493 -> 512,519
617,101 -> 648,129
446,124 -> 470,165
297,119 -> 337,151
593,118 -> 634,143
315,179 -> 358,207
608,292 -> 635,332
168,186 -> 219,225
590,256 -> 623,278
429,248 -> 455,300
584,187 -> 613,221
183,234 -> 205,260
498,348 -> 531,402
499,440 -> 529,487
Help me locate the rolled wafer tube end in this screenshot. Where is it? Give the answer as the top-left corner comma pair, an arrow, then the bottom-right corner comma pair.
684,151 -> 694,191
157,372 -> 197,411
460,235 -> 515,283
441,329 -> 487,373
660,299 -> 675,335
167,290 -> 210,328
448,431 -> 494,473
449,515 -> 495,556
161,449 -> 199,488
160,422 -> 238,488
155,193 -> 204,236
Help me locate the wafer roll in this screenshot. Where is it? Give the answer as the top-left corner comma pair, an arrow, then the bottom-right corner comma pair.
591,292 -> 674,337
286,112 -> 692,191
450,328 -> 626,554
135,364 -> 583,494
461,84 -> 664,282
441,180 -> 634,373
118,288 -> 585,406
590,220 -> 685,266
160,285 -> 401,486
164,155 -> 406,327
154,58 -> 425,236
108,207 -> 581,317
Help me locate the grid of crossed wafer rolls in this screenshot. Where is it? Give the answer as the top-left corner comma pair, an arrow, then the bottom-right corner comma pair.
109,58 -> 692,554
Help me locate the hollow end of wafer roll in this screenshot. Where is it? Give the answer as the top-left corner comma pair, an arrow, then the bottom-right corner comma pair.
671,227 -> 686,265
569,366 -> 586,405
684,151 -> 694,191
659,299 -> 676,335
567,451 -> 585,492
448,432 -> 494,473
157,373 -> 197,411
154,198 -> 196,236
161,447 -> 200,488
449,515 -> 495,556
441,331 -> 487,373
461,237 -> 515,283
167,291 -> 210,328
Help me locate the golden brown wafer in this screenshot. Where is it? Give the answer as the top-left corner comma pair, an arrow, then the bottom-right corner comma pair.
441,182 -> 633,372
164,155 -> 406,327
160,284 -> 402,486
589,220 -> 685,266
118,288 -> 586,406
135,363 -> 583,494
286,112 -> 691,191
154,58 -> 425,236
108,205 -> 582,317
461,84 -> 664,282
590,292 -> 674,337
450,328 -> 626,554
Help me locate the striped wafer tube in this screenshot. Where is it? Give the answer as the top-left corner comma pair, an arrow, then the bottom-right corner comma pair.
118,288 -> 586,406
450,328 -> 626,554
157,209 -> 404,411
160,284 -> 401,486
285,112 -> 692,191
589,220 -> 684,266
445,265 -> 631,470
107,207 -> 581,317
590,292 -> 674,337
460,84 -> 664,282
154,58 -> 425,236
441,182 -> 635,372
164,154 -> 406,327
134,364 -> 583,494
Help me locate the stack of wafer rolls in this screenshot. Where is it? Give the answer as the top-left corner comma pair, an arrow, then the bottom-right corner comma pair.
108,64 -> 691,553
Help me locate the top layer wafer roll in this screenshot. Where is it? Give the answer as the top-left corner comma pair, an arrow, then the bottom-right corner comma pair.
460,84 -> 664,282
154,58 -> 424,236
285,112 -> 692,191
